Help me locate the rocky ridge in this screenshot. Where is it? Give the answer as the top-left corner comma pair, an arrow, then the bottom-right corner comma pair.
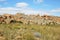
0,13 -> 60,25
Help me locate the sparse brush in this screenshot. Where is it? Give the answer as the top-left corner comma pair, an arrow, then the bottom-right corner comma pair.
0,23 -> 60,40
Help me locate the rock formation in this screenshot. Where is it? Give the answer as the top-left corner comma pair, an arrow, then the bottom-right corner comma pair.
0,13 -> 60,25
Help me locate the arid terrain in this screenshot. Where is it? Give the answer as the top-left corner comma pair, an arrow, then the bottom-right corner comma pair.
0,13 -> 60,40
0,13 -> 60,25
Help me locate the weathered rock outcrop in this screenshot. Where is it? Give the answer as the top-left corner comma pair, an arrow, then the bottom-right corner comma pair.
0,13 -> 60,25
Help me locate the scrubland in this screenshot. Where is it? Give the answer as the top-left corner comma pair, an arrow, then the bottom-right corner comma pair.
0,23 -> 60,40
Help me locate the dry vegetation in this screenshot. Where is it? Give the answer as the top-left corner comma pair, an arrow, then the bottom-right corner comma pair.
0,23 -> 60,40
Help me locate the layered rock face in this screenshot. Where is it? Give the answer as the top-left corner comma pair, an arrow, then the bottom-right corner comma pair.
0,13 -> 60,25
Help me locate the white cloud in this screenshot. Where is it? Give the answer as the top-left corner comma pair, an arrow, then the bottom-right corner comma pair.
0,7 -> 38,14
33,0 -> 43,4
51,8 -> 60,12
16,2 -> 29,8
0,7 -> 21,14
0,7 -> 52,16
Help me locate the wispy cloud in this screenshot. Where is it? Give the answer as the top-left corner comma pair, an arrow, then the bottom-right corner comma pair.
0,7 -> 51,15
16,2 -> 29,8
33,0 -> 43,4
0,7 -> 40,15
51,8 -> 60,12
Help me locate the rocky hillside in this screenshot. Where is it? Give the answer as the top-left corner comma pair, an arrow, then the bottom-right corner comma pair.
0,13 -> 60,25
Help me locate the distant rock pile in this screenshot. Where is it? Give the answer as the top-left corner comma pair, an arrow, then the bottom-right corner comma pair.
0,13 -> 60,25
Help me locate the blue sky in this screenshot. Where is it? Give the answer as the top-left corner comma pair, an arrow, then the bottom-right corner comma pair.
0,0 -> 60,16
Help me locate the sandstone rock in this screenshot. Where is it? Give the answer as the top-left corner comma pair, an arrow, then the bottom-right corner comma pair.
0,13 -> 60,25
